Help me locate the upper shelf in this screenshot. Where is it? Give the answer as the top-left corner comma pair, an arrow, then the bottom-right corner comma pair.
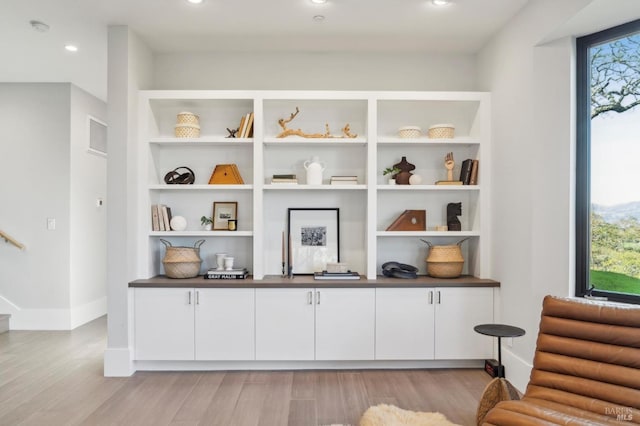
377,137 -> 479,146
149,184 -> 254,190
149,138 -> 253,145
263,137 -> 367,146
377,185 -> 480,191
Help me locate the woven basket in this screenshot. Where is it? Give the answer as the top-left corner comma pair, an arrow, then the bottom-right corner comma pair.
176,111 -> 199,125
175,124 -> 200,138
423,239 -> 466,278
161,239 -> 204,278
427,124 -> 455,139
398,126 -> 422,138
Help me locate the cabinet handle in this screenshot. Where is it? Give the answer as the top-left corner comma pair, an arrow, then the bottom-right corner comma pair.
436,290 -> 441,304
428,290 -> 433,305
188,291 -> 192,305
196,290 -> 200,305
307,291 -> 313,305
316,291 -> 321,305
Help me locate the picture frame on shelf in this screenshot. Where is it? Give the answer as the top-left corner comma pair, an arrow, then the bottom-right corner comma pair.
288,208 -> 340,275
212,202 -> 238,230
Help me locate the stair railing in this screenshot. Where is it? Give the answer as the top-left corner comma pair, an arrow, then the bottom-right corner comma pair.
0,230 -> 25,250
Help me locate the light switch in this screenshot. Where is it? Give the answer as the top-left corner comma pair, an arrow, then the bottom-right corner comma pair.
47,218 -> 56,230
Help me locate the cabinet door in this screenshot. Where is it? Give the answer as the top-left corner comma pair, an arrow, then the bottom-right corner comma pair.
434,287 -> 494,359
375,288 -> 435,360
255,288 -> 315,360
134,288 -> 194,360
315,288 -> 375,360
195,288 -> 255,360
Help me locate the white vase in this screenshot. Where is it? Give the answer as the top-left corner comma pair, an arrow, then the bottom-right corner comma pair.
304,156 -> 326,185
215,253 -> 227,271
204,223 -> 212,231
388,178 -> 396,185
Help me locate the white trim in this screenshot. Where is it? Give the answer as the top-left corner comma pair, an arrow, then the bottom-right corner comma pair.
104,347 -> 134,377
70,297 -> 107,329
133,359 -> 484,372
87,114 -> 108,157
502,347 -> 533,393
7,308 -> 70,330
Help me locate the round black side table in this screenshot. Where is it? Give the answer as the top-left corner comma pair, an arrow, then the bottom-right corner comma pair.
474,324 -> 525,378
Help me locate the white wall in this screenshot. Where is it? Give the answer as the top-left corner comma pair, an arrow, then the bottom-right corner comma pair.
476,0 -> 640,391
69,85 -> 108,328
105,26 -> 154,376
154,52 -> 477,91
0,83 -> 72,329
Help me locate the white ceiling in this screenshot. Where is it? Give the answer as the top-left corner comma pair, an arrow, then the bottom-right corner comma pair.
1,0 -> 532,101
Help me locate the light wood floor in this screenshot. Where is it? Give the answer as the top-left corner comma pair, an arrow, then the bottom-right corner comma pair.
0,316 -> 491,425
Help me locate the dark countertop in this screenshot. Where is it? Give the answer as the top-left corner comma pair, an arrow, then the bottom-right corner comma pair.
129,275 -> 500,288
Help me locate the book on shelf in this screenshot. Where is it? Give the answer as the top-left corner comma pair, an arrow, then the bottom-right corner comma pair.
273,174 -> 297,179
330,176 -> 358,185
151,205 -> 160,231
314,271 -> 361,280
271,179 -> 298,184
271,173 -> 298,184
157,204 -> 166,231
204,272 -> 249,280
469,159 -> 479,185
243,112 -> 254,138
161,205 -> 171,231
435,180 -> 463,186
206,268 -> 248,275
459,159 -> 473,185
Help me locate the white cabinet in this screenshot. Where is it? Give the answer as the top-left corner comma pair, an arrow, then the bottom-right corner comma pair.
195,288 -> 255,360
315,288 -> 375,360
134,288 -> 195,360
255,288 -> 315,360
255,288 -> 375,361
375,288 -> 435,360
375,287 -> 493,360
137,91 -> 491,281
434,287 -> 494,359
134,287 -> 255,361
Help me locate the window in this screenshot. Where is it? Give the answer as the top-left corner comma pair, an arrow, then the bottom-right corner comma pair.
576,19 -> 640,304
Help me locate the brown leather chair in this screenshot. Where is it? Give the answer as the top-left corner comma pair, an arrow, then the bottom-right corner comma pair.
482,295 -> 640,425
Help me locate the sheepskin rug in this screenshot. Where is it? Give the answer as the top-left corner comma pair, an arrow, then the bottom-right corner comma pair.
359,404 -> 461,426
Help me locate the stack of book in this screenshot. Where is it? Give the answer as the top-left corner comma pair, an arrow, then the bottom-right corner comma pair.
330,176 -> 358,185
151,204 -> 173,231
204,268 -> 249,280
236,112 -> 254,139
271,174 -> 298,184
459,159 -> 479,185
313,270 -> 361,280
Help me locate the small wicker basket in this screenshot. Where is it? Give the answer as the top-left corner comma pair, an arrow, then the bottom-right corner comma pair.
427,124 -> 455,139
398,126 -> 422,138
421,238 -> 468,278
161,239 -> 204,278
175,124 -> 201,138
176,111 -> 199,125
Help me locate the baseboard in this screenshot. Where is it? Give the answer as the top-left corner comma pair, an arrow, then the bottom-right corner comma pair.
0,294 -> 106,330
70,297 -> 107,329
501,347 -> 533,393
104,347 -> 134,377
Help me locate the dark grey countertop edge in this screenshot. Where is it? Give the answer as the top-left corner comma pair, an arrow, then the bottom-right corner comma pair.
129,275 -> 500,288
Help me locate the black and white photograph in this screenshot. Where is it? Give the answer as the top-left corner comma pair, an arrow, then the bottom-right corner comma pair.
288,208 -> 339,275
212,201 -> 238,230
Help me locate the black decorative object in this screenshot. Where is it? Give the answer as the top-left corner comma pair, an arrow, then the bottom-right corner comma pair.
164,167 -> 195,185
392,156 -> 415,185
446,202 -> 462,231
381,261 -> 418,279
226,127 -> 238,138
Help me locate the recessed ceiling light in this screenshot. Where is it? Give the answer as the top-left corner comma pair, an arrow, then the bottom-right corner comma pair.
313,15 -> 325,22
65,44 -> 78,52
432,0 -> 451,5
186,0 -> 203,4
30,20 -> 50,33
311,0 -> 327,4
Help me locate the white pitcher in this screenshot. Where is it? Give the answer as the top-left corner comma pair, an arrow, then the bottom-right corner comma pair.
304,156 -> 326,185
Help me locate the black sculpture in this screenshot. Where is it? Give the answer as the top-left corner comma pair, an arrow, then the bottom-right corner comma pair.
226,127 -> 238,138
446,202 -> 462,231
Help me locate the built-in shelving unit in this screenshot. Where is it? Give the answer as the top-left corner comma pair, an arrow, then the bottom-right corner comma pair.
137,90 -> 490,280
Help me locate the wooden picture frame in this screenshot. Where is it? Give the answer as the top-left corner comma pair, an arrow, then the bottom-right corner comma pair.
288,208 -> 340,275
212,202 -> 238,230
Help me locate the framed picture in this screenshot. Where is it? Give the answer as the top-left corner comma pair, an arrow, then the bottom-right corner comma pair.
288,208 -> 340,275
212,202 -> 238,230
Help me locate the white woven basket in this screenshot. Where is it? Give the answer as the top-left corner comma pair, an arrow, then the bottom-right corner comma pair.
176,111 -> 199,125
398,126 -> 422,138
427,124 -> 455,139
175,124 -> 201,138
